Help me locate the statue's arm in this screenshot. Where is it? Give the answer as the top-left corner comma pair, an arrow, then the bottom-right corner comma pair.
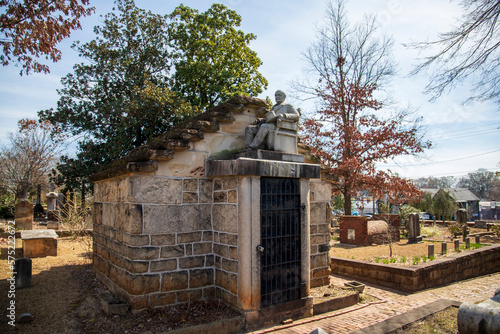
279,105 -> 300,121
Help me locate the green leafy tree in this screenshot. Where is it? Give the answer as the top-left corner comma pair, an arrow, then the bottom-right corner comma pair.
433,189 -> 458,223
399,204 -> 419,227
413,192 -> 434,217
40,0 -> 266,195
169,3 -> 268,109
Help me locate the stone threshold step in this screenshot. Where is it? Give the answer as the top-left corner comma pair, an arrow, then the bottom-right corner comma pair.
350,299 -> 461,334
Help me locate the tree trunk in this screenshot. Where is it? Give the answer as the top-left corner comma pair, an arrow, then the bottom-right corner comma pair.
344,193 -> 352,215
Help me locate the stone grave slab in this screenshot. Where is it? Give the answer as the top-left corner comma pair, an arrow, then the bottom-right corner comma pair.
21,230 -> 58,258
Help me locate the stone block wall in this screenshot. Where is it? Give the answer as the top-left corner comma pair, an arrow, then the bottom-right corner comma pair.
93,174 -> 332,310
93,175 -> 239,311
212,178 -> 239,307
309,180 -> 332,287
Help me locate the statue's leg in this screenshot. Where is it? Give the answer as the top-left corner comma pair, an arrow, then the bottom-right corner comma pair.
250,123 -> 275,149
245,125 -> 259,148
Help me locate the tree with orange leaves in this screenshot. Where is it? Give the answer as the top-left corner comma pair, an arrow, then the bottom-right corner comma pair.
0,0 -> 94,75
296,0 -> 430,215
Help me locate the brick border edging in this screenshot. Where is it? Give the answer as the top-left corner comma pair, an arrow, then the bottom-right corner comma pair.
331,244 -> 500,292
350,299 -> 461,334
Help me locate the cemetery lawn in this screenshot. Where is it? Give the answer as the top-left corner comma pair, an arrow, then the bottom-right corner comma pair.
0,236 -> 238,334
330,225 -> 500,266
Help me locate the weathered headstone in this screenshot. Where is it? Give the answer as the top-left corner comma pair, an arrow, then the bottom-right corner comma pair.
475,235 -> 481,244
14,258 -> 32,289
46,183 -> 59,229
441,242 -> 447,254
408,213 -> 422,243
462,224 -> 469,242
33,184 -> 44,219
14,200 -> 33,230
428,244 -> 434,258
454,239 -> 460,252
457,208 -> 467,224
465,237 -> 471,249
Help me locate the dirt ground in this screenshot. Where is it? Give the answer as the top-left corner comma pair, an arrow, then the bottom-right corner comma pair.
330,225 -> 500,265
0,236 -> 239,334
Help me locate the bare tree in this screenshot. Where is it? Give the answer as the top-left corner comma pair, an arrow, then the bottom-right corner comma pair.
408,0 -> 500,104
294,0 -> 395,100
413,176 -> 457,189
457,168 -> 498,199
294,0 -> 429,215
0,119 -> 64,202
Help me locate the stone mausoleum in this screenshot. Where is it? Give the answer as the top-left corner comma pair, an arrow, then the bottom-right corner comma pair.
91,95 -> 333,325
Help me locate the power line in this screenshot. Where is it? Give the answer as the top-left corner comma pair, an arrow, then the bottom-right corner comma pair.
430,128 -> 499,142
383,149 -> 500,167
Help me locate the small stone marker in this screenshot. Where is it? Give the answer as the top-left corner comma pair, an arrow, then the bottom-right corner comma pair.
441,242 -> 447,254
475,235 -> 481,244
21,229 -> 58,258
17,313 -> 34,324
454,239 -> 460,252
462,224 -> 469,242
408,213 -> 422,243
14,258 -> 32,289
465,237 -> 471,249
309,328 -> 327,334
428,244 -> 434,257
100,294 -> 129,315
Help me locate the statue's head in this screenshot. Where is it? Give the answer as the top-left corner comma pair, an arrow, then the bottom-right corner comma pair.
275,90 -> 286,104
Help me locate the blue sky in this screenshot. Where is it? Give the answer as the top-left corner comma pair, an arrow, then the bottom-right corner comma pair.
1,0 -> 499,180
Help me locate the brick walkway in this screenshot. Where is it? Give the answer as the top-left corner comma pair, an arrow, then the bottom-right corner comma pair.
250,272 -> 500,334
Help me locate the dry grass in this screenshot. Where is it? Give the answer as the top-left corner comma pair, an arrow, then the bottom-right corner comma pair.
391,306 -> 458,333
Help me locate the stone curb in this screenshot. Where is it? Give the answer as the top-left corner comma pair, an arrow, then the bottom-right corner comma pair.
350,299 -> 462,334
313,292 -> 359,315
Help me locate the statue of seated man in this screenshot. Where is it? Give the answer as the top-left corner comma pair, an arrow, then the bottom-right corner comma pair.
245,90 -> 300,150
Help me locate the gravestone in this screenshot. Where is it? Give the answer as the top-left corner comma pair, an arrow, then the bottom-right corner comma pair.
46,183 -> 59,229
408,213 -> 422,243
33,184 -> 44,219
465,237 -> 471,249
14,200 -> 33,230
475,235 -> 481,244
441,242 -> 447,254
454,239 -> 460,252
428,244 -> 434,258
14,258 -> 32,289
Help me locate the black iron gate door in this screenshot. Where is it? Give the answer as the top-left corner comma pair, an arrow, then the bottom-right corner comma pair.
260,177 -> 301,307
